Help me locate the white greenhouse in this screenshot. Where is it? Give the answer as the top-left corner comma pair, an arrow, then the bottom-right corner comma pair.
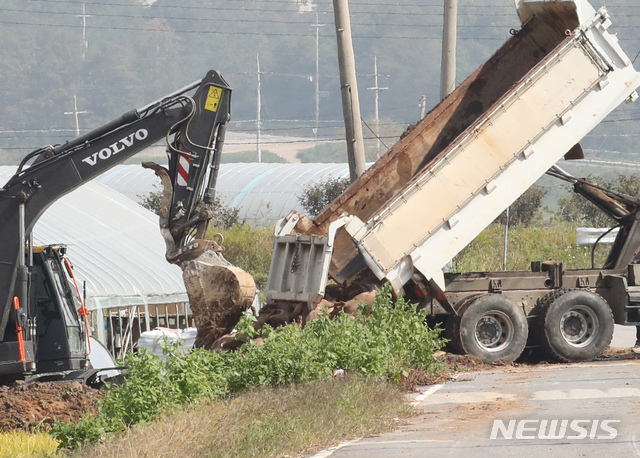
97,162 -> 351,226
0,162 -> 350,357
0,167 -> 189,358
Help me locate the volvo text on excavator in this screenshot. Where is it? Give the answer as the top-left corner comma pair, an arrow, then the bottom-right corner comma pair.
0,69 -> 255,382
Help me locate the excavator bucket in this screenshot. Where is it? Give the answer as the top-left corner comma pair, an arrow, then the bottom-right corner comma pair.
142,162 -> 256,349
181,250 -> 256,349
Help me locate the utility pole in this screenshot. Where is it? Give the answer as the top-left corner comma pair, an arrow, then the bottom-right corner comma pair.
64,95 -> 88,137
311,13 -> 325,139
419,95 -> 427,119
332,0 -> 366,182
440,0 -> 458,100
367,55 -> 388,152
77,3 -> 92,61
256,53 -> 262,163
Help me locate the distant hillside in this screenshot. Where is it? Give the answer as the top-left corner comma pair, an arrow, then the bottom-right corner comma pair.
1,0 -> 639,166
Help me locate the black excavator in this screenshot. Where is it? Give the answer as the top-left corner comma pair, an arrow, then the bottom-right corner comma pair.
0,70 -> 255,383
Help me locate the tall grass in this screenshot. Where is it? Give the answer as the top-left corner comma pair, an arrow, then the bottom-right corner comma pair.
453,222 -> 610,273
0,431 -> 59,457
74,377 -> 412,458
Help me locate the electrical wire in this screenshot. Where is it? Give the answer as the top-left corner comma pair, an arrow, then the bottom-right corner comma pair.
360,117 -> 389,150
0,19 -> 509,40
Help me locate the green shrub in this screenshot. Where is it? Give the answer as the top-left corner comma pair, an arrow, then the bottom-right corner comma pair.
227,284 -> 444,390
495,186 -> 546,227
51,286 -> 444,450
558,172 -> 640,227
140,190 -> 241,229
214,224 -> 273,290
98,350 -> 173,428
50,414 -> 107,451
297,175 -> 350,217
163,347 -> 228,402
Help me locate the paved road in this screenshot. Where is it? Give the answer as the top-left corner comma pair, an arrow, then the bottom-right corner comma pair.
313,326 -> 640,457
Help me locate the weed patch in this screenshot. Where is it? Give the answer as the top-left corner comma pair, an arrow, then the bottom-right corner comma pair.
52,285 -> 444,451
73,377 -> 413,458
0,431 -> 59,457
454,222 -> 609,272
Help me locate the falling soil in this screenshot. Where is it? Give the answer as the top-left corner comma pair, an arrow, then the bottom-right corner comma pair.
0,381 -> 103,432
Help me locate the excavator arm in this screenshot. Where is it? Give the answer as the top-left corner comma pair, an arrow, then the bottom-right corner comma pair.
0,69 -> 255,378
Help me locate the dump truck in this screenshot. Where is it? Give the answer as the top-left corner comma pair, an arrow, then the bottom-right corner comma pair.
0,70 -> 255,382
265,0 -> 640,363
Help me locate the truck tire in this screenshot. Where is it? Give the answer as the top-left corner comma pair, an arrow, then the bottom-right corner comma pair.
539,289 -> 613,363
458,294 -> 528,363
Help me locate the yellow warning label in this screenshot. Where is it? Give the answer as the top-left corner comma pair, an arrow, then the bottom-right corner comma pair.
205,86 -> 222,112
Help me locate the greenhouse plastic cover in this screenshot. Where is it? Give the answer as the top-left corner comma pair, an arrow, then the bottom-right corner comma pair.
0,161 -> 351,313
97,162 -> 352,226
0,167 -> 188,312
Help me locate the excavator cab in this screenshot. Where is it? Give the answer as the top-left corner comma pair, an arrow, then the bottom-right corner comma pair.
31,246 -> 88,374
0,245 -> 88,381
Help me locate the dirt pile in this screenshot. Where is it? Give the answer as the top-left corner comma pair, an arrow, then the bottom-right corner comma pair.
208,285 -> 378,352
0,381 -> 103,432
181,250 -> 257,350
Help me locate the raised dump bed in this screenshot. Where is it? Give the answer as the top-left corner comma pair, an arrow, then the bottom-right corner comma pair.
267,0 -> 640,306
303,0 -> 640,292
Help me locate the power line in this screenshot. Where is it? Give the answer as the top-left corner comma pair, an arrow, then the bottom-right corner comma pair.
0,7 -> 524,31
0,9 -> 522,30
0,19 -> 508,40
20,0 -> 512,10
13,1 -> 523,17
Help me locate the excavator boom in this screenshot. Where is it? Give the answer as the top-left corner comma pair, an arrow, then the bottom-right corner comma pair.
0,69 -> 255,380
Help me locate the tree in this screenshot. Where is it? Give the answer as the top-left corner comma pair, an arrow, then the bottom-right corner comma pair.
139,189 -> 241,229
558,173 -> 640,227
495,186 -> 546,227
297,176 -> 350,217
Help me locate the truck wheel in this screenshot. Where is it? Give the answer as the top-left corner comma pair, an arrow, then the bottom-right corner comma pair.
458,294 -> 528,363
540,289 -> 613,363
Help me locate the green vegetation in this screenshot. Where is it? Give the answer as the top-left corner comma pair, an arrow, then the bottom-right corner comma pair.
73,377 -> 412,458
559,172 -> 640,227
496,186 -> 546,227
214,224 -> 273,290
53,189 -> 627,453
221,150 -> 287,164
453,222 -> 610,273
51,285 -> 444,451
0,431 -> 59,458
139,189 -> 241,229
297,142 -> 348,163
297,175 -> 351,217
